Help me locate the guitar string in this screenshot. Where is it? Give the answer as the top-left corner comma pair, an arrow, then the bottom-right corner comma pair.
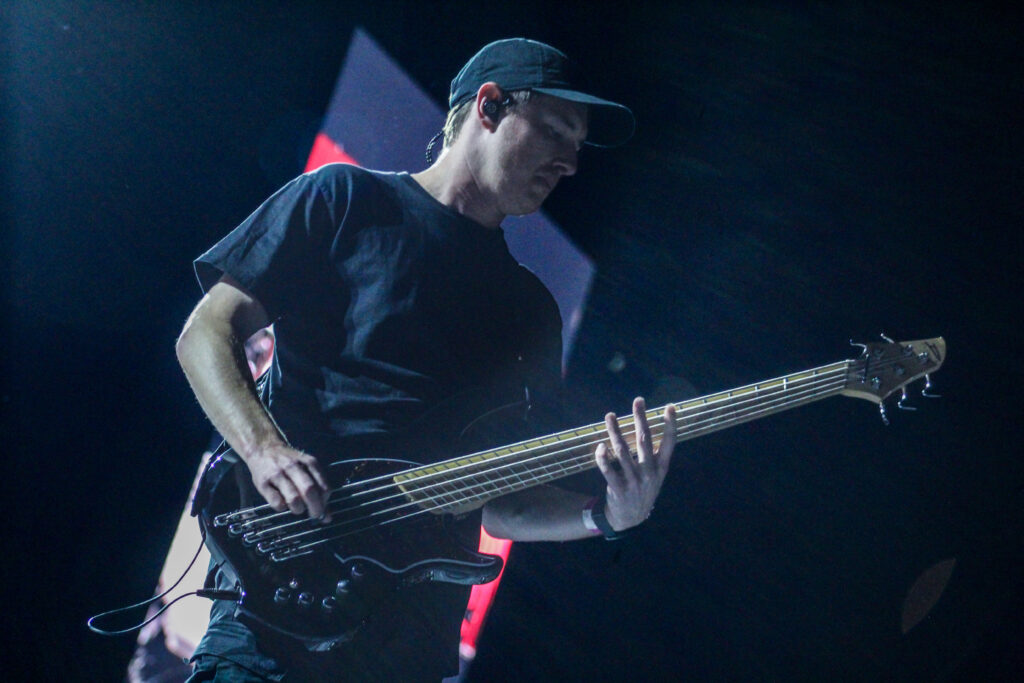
234,351 -> 926,553
240,367 -> 854,547
261,349 -> 934,558
387,368 -> 850,501
253,373 -> 854,554
272,374 -> 855,555
236,365 -> 849,541
344,371 -> 843,514
231,360 -> 854,531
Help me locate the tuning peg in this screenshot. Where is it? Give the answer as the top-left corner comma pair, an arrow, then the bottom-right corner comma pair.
879,400 -> 890,426
921,374 -> 941,398
898,387 -> 917,411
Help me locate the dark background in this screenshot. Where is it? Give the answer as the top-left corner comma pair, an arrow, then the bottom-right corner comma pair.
3,1 -> 1021,680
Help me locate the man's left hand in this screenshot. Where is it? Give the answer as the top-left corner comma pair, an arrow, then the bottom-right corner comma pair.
595,397 -> 677,531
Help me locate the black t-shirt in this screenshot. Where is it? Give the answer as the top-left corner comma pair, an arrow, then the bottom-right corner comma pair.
196,163 -> 563,459
192,163 -> 564,680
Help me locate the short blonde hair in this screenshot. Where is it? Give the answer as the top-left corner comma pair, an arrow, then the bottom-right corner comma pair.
443,89 -> 533,148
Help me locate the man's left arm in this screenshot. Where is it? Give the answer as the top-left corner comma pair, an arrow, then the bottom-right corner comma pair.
482,398 -> 676,541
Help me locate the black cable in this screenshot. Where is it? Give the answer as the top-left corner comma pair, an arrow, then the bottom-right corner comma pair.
86,526 -> 232,636
424,130 -> 444,164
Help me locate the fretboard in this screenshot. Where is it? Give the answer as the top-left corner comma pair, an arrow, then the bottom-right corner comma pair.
393,360 -> 851,514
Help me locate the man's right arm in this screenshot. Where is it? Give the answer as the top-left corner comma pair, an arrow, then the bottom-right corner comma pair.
175,273 -> 329,519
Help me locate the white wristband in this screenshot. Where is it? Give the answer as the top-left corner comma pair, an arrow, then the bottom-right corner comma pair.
582,496 -> 602,535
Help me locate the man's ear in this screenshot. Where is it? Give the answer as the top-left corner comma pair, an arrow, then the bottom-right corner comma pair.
475,82 -> 505,132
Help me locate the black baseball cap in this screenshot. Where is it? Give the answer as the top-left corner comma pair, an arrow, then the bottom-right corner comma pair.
449,38 -> 635,148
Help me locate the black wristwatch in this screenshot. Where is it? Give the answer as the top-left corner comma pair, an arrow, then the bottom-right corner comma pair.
584,495 -> 626,541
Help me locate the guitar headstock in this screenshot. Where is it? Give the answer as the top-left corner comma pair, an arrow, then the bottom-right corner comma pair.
840,336 -> 946,406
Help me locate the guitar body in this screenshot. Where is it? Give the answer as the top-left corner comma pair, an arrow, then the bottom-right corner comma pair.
195,448 -> 503,646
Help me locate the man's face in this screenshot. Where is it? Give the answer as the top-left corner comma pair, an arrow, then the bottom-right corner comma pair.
479,93 -> 588,217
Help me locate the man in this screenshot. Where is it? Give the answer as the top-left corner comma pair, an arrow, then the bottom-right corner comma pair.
177,38 -> 676,682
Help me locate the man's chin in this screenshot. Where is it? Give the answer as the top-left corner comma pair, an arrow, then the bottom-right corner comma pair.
511,202 -> 545,217
505,194 -> 548,217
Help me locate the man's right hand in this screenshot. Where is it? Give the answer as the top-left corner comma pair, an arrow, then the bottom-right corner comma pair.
245,443 -> 331,520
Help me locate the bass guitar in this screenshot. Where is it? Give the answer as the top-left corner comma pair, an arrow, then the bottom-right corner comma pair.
194,336 -> 945,646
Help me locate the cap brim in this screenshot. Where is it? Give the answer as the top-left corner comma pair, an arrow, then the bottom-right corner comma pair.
533,87 -> 636,147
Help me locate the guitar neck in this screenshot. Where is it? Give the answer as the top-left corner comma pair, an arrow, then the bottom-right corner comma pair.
394,359 -> 851,514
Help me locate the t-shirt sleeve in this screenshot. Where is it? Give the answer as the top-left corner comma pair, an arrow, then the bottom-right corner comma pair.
193,168 -> 345,320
